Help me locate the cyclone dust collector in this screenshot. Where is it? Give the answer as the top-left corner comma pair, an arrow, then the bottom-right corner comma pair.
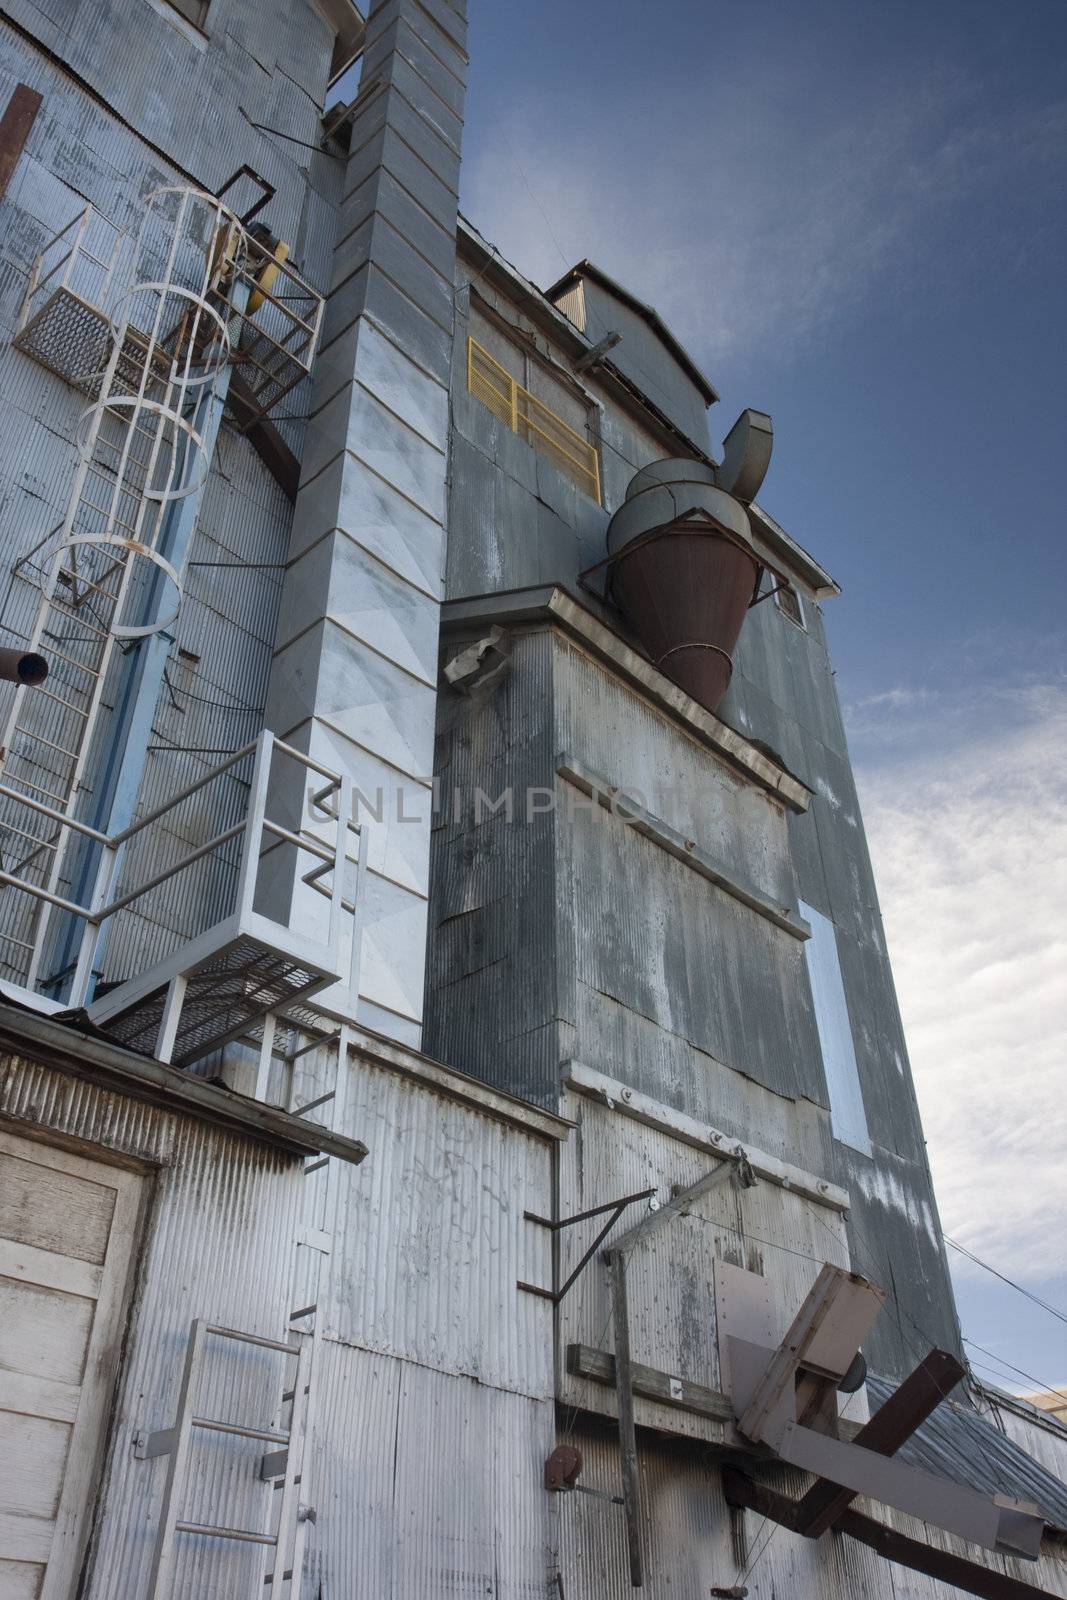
604,409 -> 774,713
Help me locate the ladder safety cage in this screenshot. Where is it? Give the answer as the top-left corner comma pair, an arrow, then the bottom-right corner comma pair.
0,185 -> 325,995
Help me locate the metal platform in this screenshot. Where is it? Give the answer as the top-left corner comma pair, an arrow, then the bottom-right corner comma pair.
0,731 -> 358,1065
13,287 -> 114,390
11,196 -> 323,421
88,918 -> 339,1067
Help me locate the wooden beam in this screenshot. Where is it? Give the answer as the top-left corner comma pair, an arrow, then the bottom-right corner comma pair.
607,1252 -> 644,1587
794,1349 -> 965,1536
567,1342 -> 735,1426
0,85 -> 43,202
722,1468 -> 1055,1600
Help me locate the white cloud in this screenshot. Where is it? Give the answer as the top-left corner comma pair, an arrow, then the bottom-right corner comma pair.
462,65 -> 1065,367
855,680 -> 1067,1282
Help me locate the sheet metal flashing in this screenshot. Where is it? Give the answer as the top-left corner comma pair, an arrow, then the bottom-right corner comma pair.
345,1022 -> 574,1141
458,218 -> 715,463
866,1375 -> 1067,1535
563,1060 -> 850,1213
545,259 -> 720,406
441,586 -> 813,812
750,502 -> 840,599
0,1002 -> 369,1164
314,0 -> 368,80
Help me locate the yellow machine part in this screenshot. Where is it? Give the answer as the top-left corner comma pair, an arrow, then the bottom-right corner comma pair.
248,238 -> 290,314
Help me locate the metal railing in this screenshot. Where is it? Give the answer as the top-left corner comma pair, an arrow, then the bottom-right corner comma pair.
14,205 -> 125,388
0,731 -> 351,1012
467,336 -> 602,504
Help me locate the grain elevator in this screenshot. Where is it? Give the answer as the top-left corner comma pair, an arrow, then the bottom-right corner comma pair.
0,1 -> 1064,1596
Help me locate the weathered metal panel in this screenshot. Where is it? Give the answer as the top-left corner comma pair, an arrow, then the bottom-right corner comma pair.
988,1398 -> 1067,1513
424,627 -> 562,1104
554,632 -> 798,909
325,1048 -> 555,1399
576,278 -> 712,451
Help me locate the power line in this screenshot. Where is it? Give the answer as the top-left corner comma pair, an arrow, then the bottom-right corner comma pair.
946,1237 -> 1067,1329
961,1339 -> 1067,1410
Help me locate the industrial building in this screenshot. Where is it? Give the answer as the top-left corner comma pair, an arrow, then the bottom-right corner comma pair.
0,0 -> 1063,1595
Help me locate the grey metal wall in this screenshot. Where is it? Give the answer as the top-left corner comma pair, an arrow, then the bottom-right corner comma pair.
562,273 -> 713,452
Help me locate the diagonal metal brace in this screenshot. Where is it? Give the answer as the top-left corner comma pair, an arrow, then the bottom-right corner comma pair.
518,1187 -> 656,1305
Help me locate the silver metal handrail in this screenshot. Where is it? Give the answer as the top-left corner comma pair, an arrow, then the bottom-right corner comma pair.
0,730 -> 354,1009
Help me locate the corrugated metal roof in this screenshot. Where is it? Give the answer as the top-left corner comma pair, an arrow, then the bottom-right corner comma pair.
867,1374 -> 1067,1533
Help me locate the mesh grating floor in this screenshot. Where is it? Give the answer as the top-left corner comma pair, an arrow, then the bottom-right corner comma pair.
99,935 -> 323,1066
13,290 -> 114,391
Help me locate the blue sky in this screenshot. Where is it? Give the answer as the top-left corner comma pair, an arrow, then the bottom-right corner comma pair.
460,0 -> 1067,1396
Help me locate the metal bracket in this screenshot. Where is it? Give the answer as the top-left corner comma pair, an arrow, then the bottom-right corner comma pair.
260,1448 -> 289,1481
133,1427 -> 176,1460
517,1187 -> 656,1305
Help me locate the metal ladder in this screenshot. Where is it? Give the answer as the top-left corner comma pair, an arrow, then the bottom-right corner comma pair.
137,1318 -> 314,1598
262,1018 -> 354,1596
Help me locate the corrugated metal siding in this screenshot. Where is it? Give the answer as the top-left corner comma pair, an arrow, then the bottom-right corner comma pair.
551,279 -> 585,334
308,1341 -> 557,1600
0,14 -> 345,988
325,1050 -> 555,1400
991,1400 -> 1067,1510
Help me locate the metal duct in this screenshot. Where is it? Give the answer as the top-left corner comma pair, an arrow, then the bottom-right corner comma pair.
605,458 -> 760,713
0,647 -> 47,685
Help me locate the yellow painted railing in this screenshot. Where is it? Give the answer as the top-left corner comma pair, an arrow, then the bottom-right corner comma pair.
467,336 -> 602,505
